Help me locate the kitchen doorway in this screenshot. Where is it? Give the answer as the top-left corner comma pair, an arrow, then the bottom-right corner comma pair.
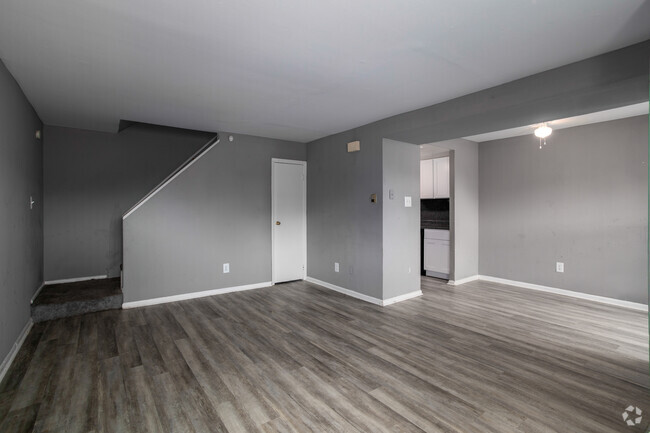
420,144 -> 453,281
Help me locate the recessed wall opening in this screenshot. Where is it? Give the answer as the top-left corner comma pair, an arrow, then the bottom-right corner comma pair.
411,102 -> 649,303
419,144 -> 453,282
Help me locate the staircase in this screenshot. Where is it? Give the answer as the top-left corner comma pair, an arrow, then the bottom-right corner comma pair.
31,277 -> 123,322
31,133 -> 219,322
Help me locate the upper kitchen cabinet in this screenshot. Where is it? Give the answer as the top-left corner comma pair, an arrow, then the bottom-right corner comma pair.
433,156 -> 450,198
420,159 -> 434,198
420,156 -> 449,199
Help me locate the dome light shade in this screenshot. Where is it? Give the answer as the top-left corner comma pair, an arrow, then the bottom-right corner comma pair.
534,124 -> 552,138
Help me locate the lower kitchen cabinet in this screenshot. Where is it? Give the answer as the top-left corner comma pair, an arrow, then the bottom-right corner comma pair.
423,229 -> 450,278
424,239 -> 450,274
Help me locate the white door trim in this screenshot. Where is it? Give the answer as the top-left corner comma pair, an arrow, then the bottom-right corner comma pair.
271,158 -> 307,284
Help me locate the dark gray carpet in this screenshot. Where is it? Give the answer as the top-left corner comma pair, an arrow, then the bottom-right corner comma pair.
31,277 -> 122,322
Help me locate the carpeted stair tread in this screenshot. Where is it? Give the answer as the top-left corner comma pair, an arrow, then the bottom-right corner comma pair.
31,277 -> 123,322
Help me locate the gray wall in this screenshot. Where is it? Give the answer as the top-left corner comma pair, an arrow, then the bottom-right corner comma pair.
123,133 -> 305,303
0,60 -> 43,363
307,135 -> 477,300
307,129 -> 384,299
479,115 -> 648,304
306,41 -> 648,301
43,124 -> 211,281
382,139 -> 420,299
386,40 -> 650,145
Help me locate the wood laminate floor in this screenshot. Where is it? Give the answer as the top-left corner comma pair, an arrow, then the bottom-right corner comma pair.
0,278 -> 648,433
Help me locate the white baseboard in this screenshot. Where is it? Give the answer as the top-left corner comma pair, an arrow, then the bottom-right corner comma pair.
383,290 -> 423,306
122,281 -> 273,309
44,274 -> 108,285
305,277 -> 422,307
478,275 -> 648,312
0,319 -> 33,385
447,275 -> 479,286
30,282 -> 45,305
305,277 -> 383,305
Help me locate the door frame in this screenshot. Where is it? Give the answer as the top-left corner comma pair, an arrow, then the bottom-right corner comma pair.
271,158 -> 307,284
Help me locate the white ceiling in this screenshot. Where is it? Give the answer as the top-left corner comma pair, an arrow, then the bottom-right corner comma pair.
462,102 -> 649,142
0,0 -> 649,143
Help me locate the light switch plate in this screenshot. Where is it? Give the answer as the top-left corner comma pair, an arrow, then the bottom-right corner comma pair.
223,263 -> 230,273
404,196 -> 412,207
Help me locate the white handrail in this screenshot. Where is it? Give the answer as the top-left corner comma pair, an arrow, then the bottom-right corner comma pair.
123,133 -> 219,219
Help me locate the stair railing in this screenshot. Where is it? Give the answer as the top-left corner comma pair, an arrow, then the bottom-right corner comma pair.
122,133 -> 219,219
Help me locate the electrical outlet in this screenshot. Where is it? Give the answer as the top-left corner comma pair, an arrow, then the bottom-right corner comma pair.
223,263 -> 230,273
556,262 -> 564,273
404,196 -> 412,207
334,262 -> 339,273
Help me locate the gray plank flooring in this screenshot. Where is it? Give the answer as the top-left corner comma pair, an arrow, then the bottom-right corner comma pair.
0,277 -> 648,432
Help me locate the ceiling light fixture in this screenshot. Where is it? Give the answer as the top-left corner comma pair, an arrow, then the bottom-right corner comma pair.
534,123 -> 552,148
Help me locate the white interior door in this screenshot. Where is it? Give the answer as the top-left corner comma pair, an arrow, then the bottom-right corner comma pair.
272,159 -> 306,283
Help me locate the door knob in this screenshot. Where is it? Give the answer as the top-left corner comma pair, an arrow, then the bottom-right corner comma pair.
276,221 -> 281,225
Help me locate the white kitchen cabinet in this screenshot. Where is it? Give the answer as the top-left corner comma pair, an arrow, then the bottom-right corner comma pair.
433,156 -> 450,198
420,159 -> 434,199
420,156 -> 449,199
424,239 -> 450,274
423,229 -> 450,277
